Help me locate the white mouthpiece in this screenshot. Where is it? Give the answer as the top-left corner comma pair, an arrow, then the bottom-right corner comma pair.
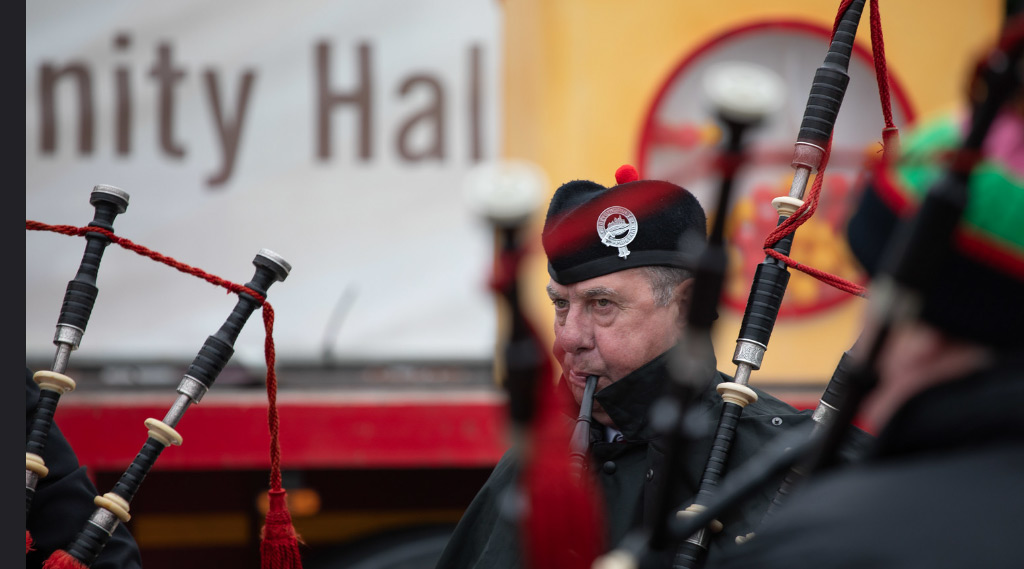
463,159 -> 548,227
703,61 -> 786,124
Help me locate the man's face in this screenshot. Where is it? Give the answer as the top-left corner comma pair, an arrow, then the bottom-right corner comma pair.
547,268 -> 685,426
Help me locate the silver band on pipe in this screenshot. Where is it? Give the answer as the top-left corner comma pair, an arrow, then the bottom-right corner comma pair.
732,340 -> 767,371
87,508 -> 120,536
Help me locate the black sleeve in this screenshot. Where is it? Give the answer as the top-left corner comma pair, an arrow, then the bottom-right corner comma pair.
26,369 -> 144,569
434,450 -> 522,569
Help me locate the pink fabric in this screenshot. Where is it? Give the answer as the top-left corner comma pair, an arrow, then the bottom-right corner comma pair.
983,110 -> 1024,177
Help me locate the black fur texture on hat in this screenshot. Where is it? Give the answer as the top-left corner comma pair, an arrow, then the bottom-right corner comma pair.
541,170 -> 707,285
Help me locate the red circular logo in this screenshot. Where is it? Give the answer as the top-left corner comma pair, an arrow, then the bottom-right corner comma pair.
638,21 -> 915,317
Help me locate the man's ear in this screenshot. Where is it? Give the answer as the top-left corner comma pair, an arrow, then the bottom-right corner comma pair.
676,278 -> 696,315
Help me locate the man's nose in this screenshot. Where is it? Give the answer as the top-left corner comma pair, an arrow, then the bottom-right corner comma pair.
557,307 -> 594,354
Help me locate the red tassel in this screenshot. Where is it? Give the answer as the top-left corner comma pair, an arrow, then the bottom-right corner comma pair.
27,530 -> 34,553
42,550 -> 88,569
260,489 -> 303,569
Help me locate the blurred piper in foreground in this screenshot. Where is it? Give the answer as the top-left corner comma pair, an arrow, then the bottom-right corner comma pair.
707,15 -> 1024,569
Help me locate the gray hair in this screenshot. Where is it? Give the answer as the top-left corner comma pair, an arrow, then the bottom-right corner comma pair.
642,266 -> 693,306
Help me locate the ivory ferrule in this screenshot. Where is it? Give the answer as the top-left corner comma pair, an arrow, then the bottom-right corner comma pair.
33,370 -> 76,394
94,492 -> 131,523
717,383 -> 758,408
772,196 -> 805,218
678,503 -> 724,533
145,418 -> 183,447
591,550 -> 638,569
26,453 -> 49,477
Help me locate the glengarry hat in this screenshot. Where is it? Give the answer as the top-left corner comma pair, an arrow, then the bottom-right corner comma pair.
542,165 -> 708,285
846,112 -> 1024,351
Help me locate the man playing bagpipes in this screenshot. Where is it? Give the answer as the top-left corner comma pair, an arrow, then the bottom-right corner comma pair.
436,164 -> 870,569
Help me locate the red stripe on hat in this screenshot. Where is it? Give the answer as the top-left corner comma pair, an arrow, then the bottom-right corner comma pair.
543,181 -> 687,260
870,160 -> 1024,281
956,227 -> 1024,281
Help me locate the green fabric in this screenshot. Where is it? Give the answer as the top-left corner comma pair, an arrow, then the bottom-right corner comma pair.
893,113 -> 1024,254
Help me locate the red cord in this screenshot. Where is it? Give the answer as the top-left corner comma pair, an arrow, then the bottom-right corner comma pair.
26,219 -> 287,492
831,0 -> 855,35
25,221 -> 268,303
869,0 -> 900,160
263,305 -> 283,492
761,0 -> 899,300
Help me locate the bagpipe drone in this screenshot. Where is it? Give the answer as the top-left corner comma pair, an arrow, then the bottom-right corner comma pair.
26,189 -> 303,569
593,0 -> 911,567
601,5 -> 1024,569
464,160 -> 607,569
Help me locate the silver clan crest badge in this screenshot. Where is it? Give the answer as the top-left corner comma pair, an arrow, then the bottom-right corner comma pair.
596,206 -> 638,259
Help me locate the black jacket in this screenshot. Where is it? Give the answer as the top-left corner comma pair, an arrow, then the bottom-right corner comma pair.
26,369 -> 144,569
707,360 -> 1024,569
435,351 -> 855,569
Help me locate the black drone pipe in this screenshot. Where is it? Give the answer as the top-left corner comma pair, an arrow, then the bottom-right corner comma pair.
594,59 -> 783,569
675,2 -> 868,566
496,223 -> 544,441
663,16 -> 1024,554
26,185 -> 130,516
58,249 -> 290,568
569,374 -> 600,478
805,20 -> 1024,475
758,348 -> 856,525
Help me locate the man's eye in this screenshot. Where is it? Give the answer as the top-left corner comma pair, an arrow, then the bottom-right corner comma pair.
595,299 -> 611,307
553,299 -> 569,310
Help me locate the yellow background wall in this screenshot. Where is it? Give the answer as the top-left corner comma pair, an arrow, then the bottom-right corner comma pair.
500,0 -> 1005,387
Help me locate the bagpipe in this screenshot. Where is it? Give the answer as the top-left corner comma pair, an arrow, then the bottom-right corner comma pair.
663,14 -> 1024,561
27,185 -> 130,522
598,5 -> 1024,569
464,160 -> 607,569
666,2 -> 893,566
589,0 -> 904,567
457,2 -> 902,568
593,56 -> 791,569
307,4 -> 1015,569
26,189 -> 303,569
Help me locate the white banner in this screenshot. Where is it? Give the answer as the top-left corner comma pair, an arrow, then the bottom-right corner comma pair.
26,0 -> 504,367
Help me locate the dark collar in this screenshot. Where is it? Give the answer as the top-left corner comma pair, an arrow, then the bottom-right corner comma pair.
874,358 -> 1024,457
593,350 -> 719,441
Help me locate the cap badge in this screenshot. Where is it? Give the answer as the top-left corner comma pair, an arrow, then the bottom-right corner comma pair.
597,206 -> 638,259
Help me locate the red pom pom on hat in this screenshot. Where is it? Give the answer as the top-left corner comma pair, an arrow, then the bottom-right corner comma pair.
615,164 -> 639,185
